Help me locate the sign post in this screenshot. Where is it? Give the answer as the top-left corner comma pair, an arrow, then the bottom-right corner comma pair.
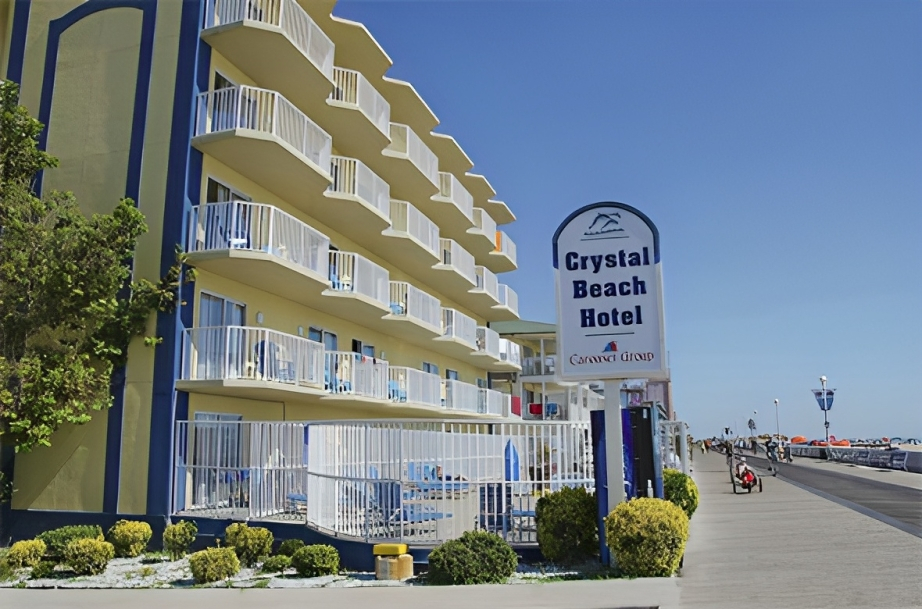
553,202 -> 667,540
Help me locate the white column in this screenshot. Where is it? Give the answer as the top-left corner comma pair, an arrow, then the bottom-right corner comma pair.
604,380 -> 626,512
679,424 -> 689,475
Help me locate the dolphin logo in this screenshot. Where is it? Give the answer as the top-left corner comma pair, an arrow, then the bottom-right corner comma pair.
585,212 -> 624,236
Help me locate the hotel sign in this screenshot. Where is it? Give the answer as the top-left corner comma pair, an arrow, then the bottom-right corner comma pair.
553,202 -> 667,381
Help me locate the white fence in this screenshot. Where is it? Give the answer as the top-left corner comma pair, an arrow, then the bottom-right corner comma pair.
476,326 -> 500,359
439,239 -> 476,285
386,123 -> 439,187
181,326 -> 324,387
388,367 -> 441,408
187,201 -> 330,277
441,308 -> 477,348
436,172 -> 474,222
497,284 -> 518,315
173,419 -> 594,544
328,251 -> 389,308
203,0 -> 334,80
329,156 -> 390,218
324,351 -> 389,399
388,281 -> 441,328
389,200 -> 440,256
195,85 -> 332,171
474,266 -> 499,300
331,67 -> 389,136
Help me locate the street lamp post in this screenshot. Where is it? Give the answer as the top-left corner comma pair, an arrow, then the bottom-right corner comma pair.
820,375 -> 829,445
774,399 -> 780,441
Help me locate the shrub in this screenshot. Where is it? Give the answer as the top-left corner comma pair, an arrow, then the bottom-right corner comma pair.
277,538 -> 305,557
31,561 -> 56,579
605,498 -> 689,577
107,520 -> 153,558
291,545 -> 339,578
6,540 -> 46,569
188,547 -> 240,584
64,538 -> 115,576
224,523 -> 273,567
663,468 -> 700,519
37,525 -> 103,558
427,530 -> 518,586
163,520 -> 198,560
260,554 -> 291,573
535,486 -> 598,565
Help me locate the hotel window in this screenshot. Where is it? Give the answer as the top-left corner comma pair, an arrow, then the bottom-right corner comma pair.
199,292 -> 245,327
446,369 -> 459,381
422,362 -> 439,376
308,326 -> 338,352
197,292 -> 246,380
351,339 -> 375,358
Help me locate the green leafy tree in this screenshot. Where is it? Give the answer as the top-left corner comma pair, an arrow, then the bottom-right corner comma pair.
0,80 -> 192,465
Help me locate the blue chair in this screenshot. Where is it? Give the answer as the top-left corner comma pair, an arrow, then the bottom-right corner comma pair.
388,380 -> 406,402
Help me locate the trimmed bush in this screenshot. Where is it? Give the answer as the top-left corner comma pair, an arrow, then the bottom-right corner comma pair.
224,523 -> 273,567
277,538 -> 305,557
188,547 -> 240,584
260,554 -> 291,573
663,468 -> 700,519
535,486 -> 598,565
6,540 -> 46,569
31,560 -> 56,579
605,498 -> 689,577
107,520 -> 153,558
427,530 -> 518,586
291,545 -> 339,578
64,538 -> 115,576
37,525 -> 103,558
163,520 -> 198,560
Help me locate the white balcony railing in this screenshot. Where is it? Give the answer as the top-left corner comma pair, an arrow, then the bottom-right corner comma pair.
328,251 -> 389,308
388,281 -> 441,328
324,351 -> 388,399
388,367 -> 442,408
479,388 -> 507,416
475,326 -> 500,359
389,200 -> 440,257
194,85 -> 332,171
436,172 -> 474,222
441,308 -> 477,348
474,266 -> 499,300
472,207 -> 497,239
329,156 -> 390,218
523,355 -> 557,377
386,123 -> 439,187
442,379 -> 480,413
494,230 -> 517,264
181,326 -> 324,387
439,239 -> 476,285
203,0 -> 334,80
499,339 -> 522,367
187,201 -> 330,278
330,67 -> 389,136
497,284 -> 519,316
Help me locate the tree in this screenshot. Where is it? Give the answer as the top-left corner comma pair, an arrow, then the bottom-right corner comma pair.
0,80 -> 192,462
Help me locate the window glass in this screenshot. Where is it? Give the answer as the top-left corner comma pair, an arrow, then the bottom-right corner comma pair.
446,369 -> 459,381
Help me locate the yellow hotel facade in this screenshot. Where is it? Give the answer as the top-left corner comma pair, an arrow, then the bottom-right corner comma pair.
0,0 -> 524,532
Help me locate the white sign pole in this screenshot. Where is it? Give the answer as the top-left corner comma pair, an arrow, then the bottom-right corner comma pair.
604,380 -> 626,510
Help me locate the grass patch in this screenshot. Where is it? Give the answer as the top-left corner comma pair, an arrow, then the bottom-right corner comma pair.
252,579 -> 270,588
134,566 -> 156,578
141,551 -> 170,564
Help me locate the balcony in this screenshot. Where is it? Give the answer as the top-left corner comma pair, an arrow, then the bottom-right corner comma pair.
463,208 -> 498,262
496,339 -> 522,372
434,308 -> 478,361
202,0 -> 334,115
177,326 -> 325,402
429,172 -> 474,238
324,351 -> 389,402
323,251 -> 390,319
522,355 -> 557,379
474,326 -> 501,362
192,86 -> 333,203
322,67 -> 391,157
492,284 -> 519,321
432,239 -> 476,296
490,230 -> 517,272
186,201 -> 330,303
384,281 -> 442,340
441,379 -> 481,415
378,199 -> 441,278
378,123 -> 440,203
387,367 -> 442,412
479,388 -> 509,417
456,265 -> 500,319
323,156 -> 391,242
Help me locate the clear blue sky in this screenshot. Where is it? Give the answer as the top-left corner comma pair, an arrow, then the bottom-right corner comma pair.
337,0 -> 922,441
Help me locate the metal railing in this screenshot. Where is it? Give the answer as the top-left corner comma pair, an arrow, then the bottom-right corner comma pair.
499,338 -> 522,367
441,308 -> 477,348
494,230 -> 517,265
328,251 -> 389,308
172,419 -> 594,544
386,123 -> 439,187
522,355 -> 557,377
330,67 -> 389,136
203,0 -> 334,80
194,85 -> 332,171
436,172 -> 474,222
329,156 -> 390,218
472,207 -> 497,240
181,326 -> 324,387
497,284 -> 519,316
474,266 -> 499,300
476,326 -> 500,359
439,239 -> 476,285
324,351 -> 389,399
388,281 -> 441,329
479,388 -> 508,416
442,379 -> 480,413
388,200 -> 440,257
187,201 -> 330,278
387,367 -> 442,408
